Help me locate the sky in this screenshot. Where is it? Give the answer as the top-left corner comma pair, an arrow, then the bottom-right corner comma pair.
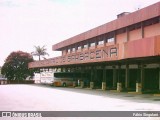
0,0 -> 159,66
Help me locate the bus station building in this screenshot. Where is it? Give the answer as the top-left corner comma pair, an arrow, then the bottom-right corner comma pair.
29,2 -> 160,93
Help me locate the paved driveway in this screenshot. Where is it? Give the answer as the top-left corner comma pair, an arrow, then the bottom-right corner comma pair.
0,84 -> 160,120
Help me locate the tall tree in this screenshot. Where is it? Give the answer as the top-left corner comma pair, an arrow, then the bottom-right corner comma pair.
31,45 -> 49,60
1,51 -> 34,81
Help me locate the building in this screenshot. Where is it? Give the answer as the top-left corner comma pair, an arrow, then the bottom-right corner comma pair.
29,2 -> 160,93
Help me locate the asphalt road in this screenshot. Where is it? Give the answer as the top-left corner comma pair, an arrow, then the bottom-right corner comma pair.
0,84 -> 160,120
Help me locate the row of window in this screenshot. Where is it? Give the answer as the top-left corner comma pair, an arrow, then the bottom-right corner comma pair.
67,37 -> 115,53
65,17 -> 160,54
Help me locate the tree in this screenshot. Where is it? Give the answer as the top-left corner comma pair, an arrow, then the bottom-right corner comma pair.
1,51 -> 34,81
31,45 -> 49,61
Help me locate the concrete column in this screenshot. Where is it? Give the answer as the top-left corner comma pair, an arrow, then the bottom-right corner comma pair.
117,83 -> 122,92
137,64 -> 141,83
136,83 -> 142,93
117,65 -> 121,83
125,64 -> 129,89
102,66 -> 106,90
81,81 -> 84,88
102,82 -> 106,90
140,64 -> 145,91
117,65 -> 122,91
90,67 -> 93,82
81,67 -> 84,81
103,67 -> 106,82
92,66 -> 97,88
136,64 -> 144,92
94,67 -> 97,82
90,82 -> 94,89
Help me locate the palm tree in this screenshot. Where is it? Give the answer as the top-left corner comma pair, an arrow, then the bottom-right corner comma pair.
31,45 -> 49,61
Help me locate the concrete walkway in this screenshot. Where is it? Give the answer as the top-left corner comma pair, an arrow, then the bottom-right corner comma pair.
0,84 -> 160,120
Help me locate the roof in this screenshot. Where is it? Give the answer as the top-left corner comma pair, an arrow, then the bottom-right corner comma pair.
52,2 -> 160,51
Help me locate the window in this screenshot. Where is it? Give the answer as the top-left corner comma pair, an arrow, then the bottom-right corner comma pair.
90,42 -> 95,47
107,37 -> 115,43
78,46 -> 81,50
84,44 -> 88,49
72,48 -> 75,52
68,49 -> 71,53
98,40 -> 104,45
